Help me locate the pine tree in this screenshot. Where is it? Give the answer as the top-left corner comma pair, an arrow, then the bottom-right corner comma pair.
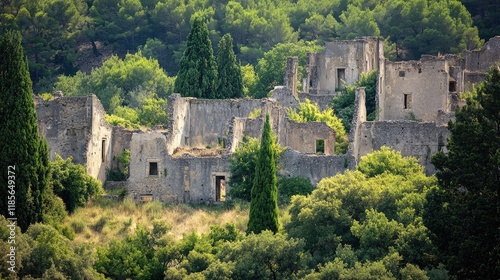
0,30 -> 50,231
247,114 -> 279,234
216,34 -> 243,99
174,17 -> 217,99
425,65 -> 500,279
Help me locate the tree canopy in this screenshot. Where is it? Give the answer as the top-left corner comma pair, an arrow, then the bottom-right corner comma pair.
425,65 -> 500,279
0,0 -> 488,93
0,30 -> 50,231
247,114 -> 280,234
174,17 -> 218,99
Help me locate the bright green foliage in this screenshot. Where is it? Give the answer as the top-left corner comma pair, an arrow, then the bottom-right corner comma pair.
333,70 -> 378,131
241,64 -> 258,97
253,41 -> 322,98
288,99 -> 348,154
95,222 -> 173,279
247,114 -> 280,234
425,65 -> 500,279
16,223 -> 103,279
104,114 -> 140,129
357,146 -> 424,178
286,147 -> 438,269
137,97 -> 168,126
54,52 -> 174,112
216,34 -> 243,99
174,17 -> 218,99
218,231 -> 311,280
0,30 -> 50,231
51,154 -> 103,213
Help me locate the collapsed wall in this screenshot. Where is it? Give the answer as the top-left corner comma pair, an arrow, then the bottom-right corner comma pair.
356,121 -> 450,174
305,37 -> 383,95
35,95 -> 113,182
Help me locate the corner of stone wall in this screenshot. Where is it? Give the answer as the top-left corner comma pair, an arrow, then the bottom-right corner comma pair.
348,87 -> 367,163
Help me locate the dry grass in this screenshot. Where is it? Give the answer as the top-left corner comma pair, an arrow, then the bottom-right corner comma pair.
65,197 -> 250,245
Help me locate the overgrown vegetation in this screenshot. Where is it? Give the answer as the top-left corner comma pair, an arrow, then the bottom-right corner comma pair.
332,70 -> 378,131
288,99 -> 348,154
0,0 -> 489,94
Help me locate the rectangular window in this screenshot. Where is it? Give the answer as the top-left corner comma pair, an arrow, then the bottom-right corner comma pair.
215,176 -> 226,202
404,93 -> 412,109
336,68 -> 346,88
149,162 -> 158,176
399,71 -> 406,77
101,139 -> 106,162
449,81 -> 457,92
316,139 -> 325,154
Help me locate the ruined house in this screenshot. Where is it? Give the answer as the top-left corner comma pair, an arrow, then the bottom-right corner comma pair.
36,36 -> 500,203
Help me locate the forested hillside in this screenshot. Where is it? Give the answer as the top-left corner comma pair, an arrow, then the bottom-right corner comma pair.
0,0 -> 493,95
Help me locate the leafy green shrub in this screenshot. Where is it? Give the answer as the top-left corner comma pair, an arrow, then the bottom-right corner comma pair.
277,176 -> 314,205
71,220 -> 86,234
51,154 -> 104,213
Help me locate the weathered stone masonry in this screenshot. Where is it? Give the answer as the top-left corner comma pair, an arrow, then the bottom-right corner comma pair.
37,36 -> 500,203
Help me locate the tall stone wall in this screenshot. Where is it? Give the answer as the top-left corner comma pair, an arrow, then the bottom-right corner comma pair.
355,121 -> 450,174
87,95 -> 113,181
465,36 -> 500,73
348,87 -> 367,162
166,94 -> 191,154
127,131 -> 231,203
379,56 -> 457,122
36,95 -> 112,182
306,37 -> 383,95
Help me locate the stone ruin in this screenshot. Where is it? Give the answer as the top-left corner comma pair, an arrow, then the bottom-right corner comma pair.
35,36 -> 500,203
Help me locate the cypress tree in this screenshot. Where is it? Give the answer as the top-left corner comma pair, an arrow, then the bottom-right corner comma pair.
216,34 -> 243,99
247,114 -> 279,234
0,30 -> 50,231
425,65 -> 500,279
174,17 -> 217,99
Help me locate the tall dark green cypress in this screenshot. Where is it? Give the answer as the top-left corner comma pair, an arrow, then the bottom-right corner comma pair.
425,66 -> 500,279
216,34 -> 243,99
174,18 -> 217,99
0,30 -> 49,231
247,114 -> 279,234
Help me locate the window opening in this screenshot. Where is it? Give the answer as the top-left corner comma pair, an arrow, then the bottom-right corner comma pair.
149,162 -> 158,176
101,139 -> 106,162
336,68 -> 346,88
404,93 -> 412,109
316,139 -> 325,154
449,81 -> 457,92
215,176 -> 226,202
399,71 -> 405,77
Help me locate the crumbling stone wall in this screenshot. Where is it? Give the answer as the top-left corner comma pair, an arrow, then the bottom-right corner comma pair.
279,149 -> 354,186
166,94 -> 279,153
127,131 -> 231,203
463,36 -> 500,91
305,37 -> 383,95
379,56 -> 460,122
355,121 -> 450,174
284,57 -> 299,98
36,95 -> 112,182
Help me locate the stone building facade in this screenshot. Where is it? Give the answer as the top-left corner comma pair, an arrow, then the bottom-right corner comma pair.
37,36 -> 500,203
